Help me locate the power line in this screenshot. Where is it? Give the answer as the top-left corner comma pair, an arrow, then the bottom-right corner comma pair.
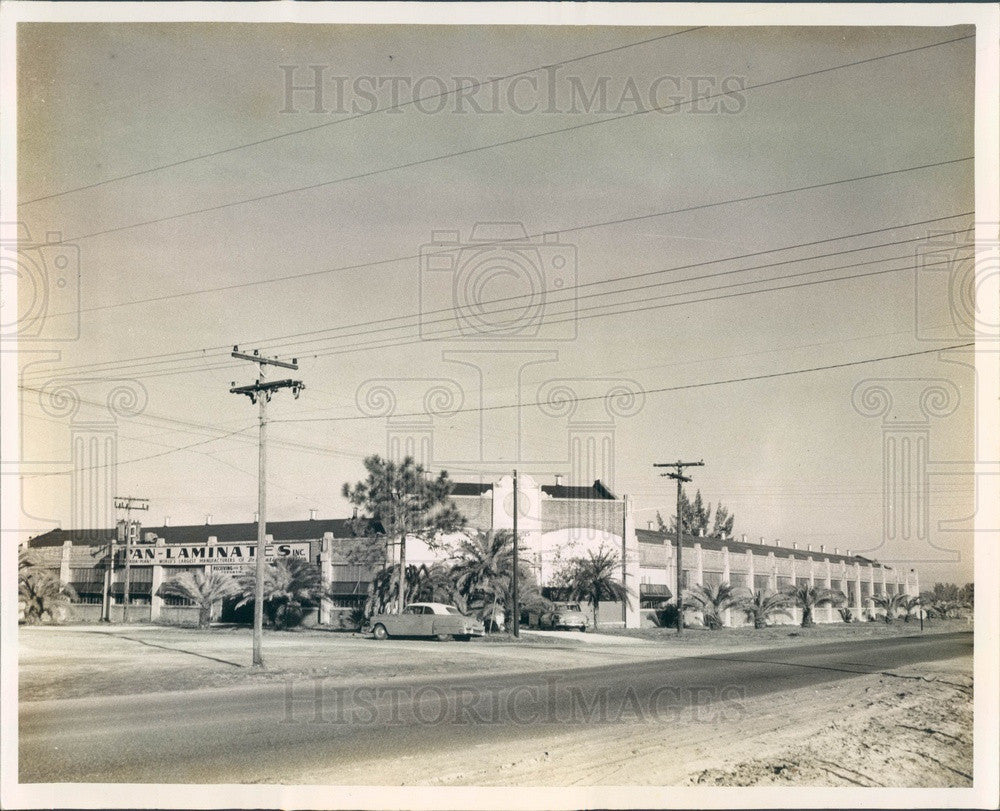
272,343 -> 974,424
29,244 -> 971,385
18,426 -> 255,478
19,28 -> 703,206
25,205 -> 971,380
46,34 -> 973,247
26,243 -> 973,385
266,251 -> 976,362
38,156 -> 971,327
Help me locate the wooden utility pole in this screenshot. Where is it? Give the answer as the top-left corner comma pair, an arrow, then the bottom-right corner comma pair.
114,496 -> 149,623
230,346 -> 304,668
653,460 -> 704,634
512,469 -> 519,638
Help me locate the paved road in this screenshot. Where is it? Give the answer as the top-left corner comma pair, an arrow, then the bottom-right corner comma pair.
20,632 -> 971,783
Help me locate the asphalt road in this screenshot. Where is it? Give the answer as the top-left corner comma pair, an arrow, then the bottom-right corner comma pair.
20,631 -> 971,784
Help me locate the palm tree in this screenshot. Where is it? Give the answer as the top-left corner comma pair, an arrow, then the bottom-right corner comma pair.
19,550 -> 77,624
784,585 -> 845,628
900,595 -> 922,623
738,588 -> 793,629
342,455 -> 465,613
683,582 -> 741,630
408,562 -> 457,605
871,591 -> 909,623
564,549 -> 629,630
451,530 -> 522,631
238,557 -> 324,629
156,569 -> 241,629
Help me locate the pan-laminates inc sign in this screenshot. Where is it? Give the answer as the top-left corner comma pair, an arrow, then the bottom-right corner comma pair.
124,542 -> 311,567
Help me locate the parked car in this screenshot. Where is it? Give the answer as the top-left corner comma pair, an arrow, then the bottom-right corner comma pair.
539,602 -> 589,631
369,602 -> 485,641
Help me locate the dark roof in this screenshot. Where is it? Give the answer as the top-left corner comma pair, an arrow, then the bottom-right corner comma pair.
27,517 -> 381,548
451,482 -> 493,497
541,480 -> 617,501
451,479 -> 617,501
635,528 -> 888,569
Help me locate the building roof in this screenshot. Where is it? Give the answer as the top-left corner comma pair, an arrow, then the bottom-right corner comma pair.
541,480 -> 617,500
451,479 -> 617,501
635,528 -> 888,569
27,517 -> 382,548
451,482 -> 494,497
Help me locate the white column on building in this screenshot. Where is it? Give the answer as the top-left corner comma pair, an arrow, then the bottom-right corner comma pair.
59,540 -> 72,585
768,551 -> 777,591
788,556 -> 799,623
854,562 -> 863,616
869,564 -> 877,617
721,545 -> 731,627
824,558 -> 834,622
746,548 -> 755,593
623,495 -> 641,629
207,535 -> 222,621
694,542 -> 703,586
150,536 -> 165,622
320,532 -> 334,625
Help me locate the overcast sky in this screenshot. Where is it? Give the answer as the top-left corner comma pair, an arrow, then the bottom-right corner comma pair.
15,22 -> 976,583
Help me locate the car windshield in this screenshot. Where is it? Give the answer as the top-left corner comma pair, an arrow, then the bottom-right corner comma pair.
444,606 -> 462,615
560,605 -> 582,612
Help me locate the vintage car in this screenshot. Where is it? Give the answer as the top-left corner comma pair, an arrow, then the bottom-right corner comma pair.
539,601 -> 589,631
369,602 -> 485,641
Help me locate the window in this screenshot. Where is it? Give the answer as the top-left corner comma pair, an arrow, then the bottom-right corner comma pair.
753,575 -> 770,592
831,579 -> 842,594
404,605 -> 422,615
730,573 -> 748,588
703,571 -> 722,587
776,576 -> 792,589
796,577 -> 809,588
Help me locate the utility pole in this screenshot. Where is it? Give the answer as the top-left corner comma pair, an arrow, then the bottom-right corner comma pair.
653,460 -> 704,634
230,346 -> 304,668
114,496 -> 149,624
512,469 -> 519,638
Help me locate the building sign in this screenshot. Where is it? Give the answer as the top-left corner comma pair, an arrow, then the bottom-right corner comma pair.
125,542 -> 311,567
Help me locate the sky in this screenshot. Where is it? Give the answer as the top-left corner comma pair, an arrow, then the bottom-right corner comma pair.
12,22 -> 978,584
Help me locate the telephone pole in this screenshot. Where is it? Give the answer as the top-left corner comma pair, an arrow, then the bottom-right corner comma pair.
653,460 -> 704,634
512,469 -> 519,638
114,496 -> 149,624
230,346 -> 304,668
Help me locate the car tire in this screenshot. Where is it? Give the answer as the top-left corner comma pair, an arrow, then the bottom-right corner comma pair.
372,623 -> 388,640
579,627 -> 587,632
436,633 -> 450,641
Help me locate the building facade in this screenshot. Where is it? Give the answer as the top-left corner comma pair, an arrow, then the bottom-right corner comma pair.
24,475 -> 918,628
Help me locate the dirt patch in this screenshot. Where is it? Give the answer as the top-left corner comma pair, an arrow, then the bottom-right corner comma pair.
352,656 -> 972,787
688,658 -> 973,787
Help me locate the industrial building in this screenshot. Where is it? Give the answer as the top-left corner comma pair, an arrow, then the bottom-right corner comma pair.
23,474 -> 917,628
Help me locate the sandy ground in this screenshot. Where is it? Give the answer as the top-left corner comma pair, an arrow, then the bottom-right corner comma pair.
340,656 -> 969,788
19,620 -> 968,702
